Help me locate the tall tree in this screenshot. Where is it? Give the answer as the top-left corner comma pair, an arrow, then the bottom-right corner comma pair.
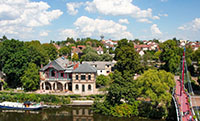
21,63 -> 40,91
25,40 -> 49,67
114,39 -> 141,75
42,43 -> 58,61
160,39 -> 181,73
0,39 -> 30,87
135,69 -> 175,118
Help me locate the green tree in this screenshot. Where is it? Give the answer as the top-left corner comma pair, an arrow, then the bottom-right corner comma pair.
96,75 -> 111,87
101,53 -> 113,61
25,40 -> 49,67
160,39 -> 181,73
42,43 -> 58,61
58,46 -> 71,56
154,50 -> 162,62
21,63 -> 40,91
81,52 -> 102,61
72,53 -> 79,61
135,69 -> 175,118
114,39 -> 141,75
82,45 -> 97,54
0,39 -> 30,87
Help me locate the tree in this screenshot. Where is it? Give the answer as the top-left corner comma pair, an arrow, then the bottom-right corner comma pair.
0,39 -> 30,87
81,52 -> 102,61
114,39 -> 142,75
25,40 -> 49,67
154,50 -> 162,62
82,45 -> 97,54
72,53 -> 79,61
135,69 -> 175,118
96,75 -> 111,87
21,63 -> 40,91
101,53 -> 113,61
160,39 -> 181,73
42,43 -> 58,61
58,46 -> 71,57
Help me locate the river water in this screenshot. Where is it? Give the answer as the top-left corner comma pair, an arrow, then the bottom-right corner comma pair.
0,106 -> 165,121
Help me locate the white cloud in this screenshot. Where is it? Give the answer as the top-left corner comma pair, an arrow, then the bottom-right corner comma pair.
137,18 -> 152,23
151,24 -> 162,35
178,18 -> 200,31
60,16 -> 133,40
40,31 -> 49,37
60,29 -> 77,38
85,0 -> 158,21
0,0 -> 63,38
66,2 -> 83,15
118,19 -> 129,24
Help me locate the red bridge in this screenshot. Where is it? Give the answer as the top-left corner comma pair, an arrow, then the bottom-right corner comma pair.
173,48 -> 199,121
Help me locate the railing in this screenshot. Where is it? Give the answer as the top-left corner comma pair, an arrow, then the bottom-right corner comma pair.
45,78 -> 72,81
172,87 -> 182,121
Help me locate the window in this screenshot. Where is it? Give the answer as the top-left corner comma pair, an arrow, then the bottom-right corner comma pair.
100,70 -> 102,73
60,73 -> 64,78
76,75 -> 79,80
88,75 -> 91,80
107,71 -> 110,73
88,85 -> 91,90
51,70 -> 55,77
75,84 -> 79,90
107,65 -> 110,68
81,75 -> 86,80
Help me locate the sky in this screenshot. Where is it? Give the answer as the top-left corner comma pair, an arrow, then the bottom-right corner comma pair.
0,0 -> 200,43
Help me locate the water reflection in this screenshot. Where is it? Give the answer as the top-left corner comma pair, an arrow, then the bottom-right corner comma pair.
0,106 -> 164,121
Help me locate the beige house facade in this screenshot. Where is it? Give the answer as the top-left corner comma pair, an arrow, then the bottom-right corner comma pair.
39,57 -> 97,95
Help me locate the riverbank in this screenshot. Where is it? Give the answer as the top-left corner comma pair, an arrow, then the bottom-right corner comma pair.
0,91 -> 104,105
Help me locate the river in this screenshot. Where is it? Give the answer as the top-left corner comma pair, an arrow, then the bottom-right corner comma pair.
0,106 -> 165,121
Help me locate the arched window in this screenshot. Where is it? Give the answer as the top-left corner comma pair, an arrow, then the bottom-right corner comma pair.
88,85 -> 91,90
75,84 -> 79,90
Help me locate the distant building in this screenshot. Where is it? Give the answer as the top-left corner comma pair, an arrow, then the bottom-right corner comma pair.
40,57 -> 97,95
82,61 -> 116,76
94,46 -> 104,55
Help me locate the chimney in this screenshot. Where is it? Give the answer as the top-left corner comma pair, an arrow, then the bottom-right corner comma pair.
41,64 -> 43,68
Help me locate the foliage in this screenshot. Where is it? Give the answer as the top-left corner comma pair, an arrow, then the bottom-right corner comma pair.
72,53 -> 79,61
81,51 -> 102,61
114,39 -> 142,75
25,40 -> 49,67
82,45 -> 97,54
110,103 -> 139,117
0,39 -> 30,87
135,69 -> 175,118
42,43 -> 58,61
96,75 -> 111,87
100,53 -> 113,61
58,46 -> 71,57
160,39 -> 182,73
21,63 -> 40,91
0,92 -> 70,105
154,50 -> 162,62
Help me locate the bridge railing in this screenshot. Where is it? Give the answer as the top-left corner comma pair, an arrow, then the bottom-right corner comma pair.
172,87 -> 182,121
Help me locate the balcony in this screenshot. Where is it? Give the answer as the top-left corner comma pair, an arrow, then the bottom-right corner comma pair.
45,78 -> 72,81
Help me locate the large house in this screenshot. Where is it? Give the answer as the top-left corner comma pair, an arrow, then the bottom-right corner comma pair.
82,61 -> 116,76
39,57 -> 97,95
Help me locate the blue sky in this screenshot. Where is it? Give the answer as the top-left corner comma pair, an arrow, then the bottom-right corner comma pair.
0,0 -> 200,43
